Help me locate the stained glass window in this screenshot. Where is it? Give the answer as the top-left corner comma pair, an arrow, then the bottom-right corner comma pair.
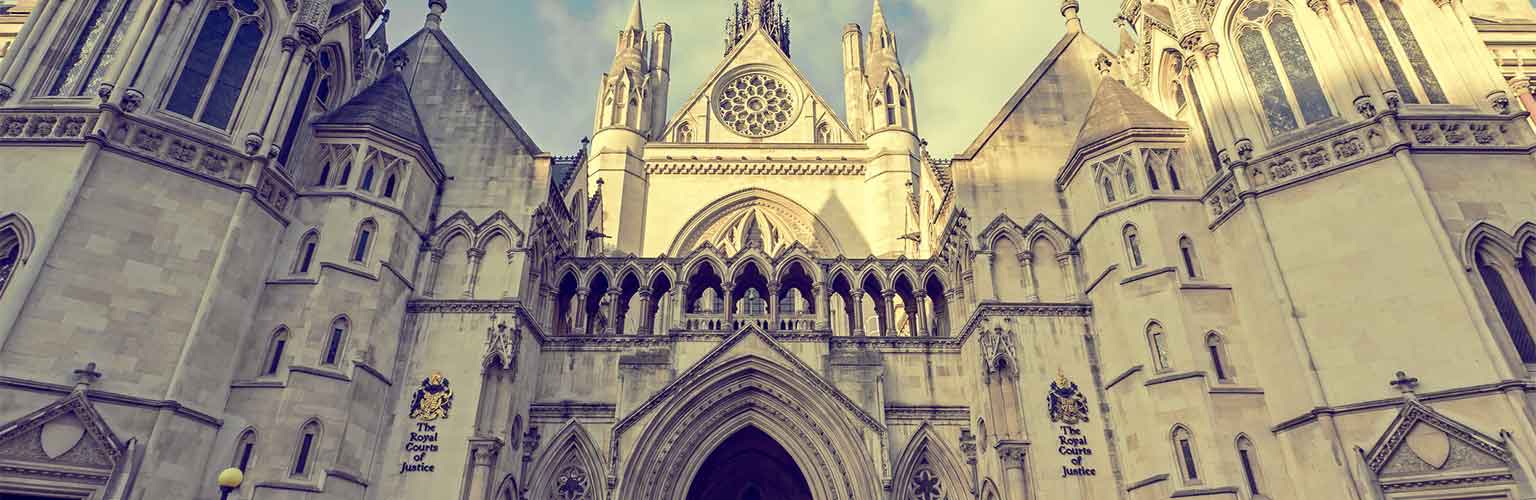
1239,29 -> 1298,133
1270,16 -> 1332,124
1383,0 -> 1447,104
1359,0 -> 1419,104
51,0 -> 139,96
167,0 -> 265,129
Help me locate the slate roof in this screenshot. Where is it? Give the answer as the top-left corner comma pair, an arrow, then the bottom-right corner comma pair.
1069,77 -> 1184,152
316,72 -> 434,150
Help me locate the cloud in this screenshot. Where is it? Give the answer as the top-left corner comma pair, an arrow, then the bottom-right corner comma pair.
384,0 -> 1122,156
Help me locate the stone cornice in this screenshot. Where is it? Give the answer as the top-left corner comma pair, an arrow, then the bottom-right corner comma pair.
1272,379 -> 1535,433
0,376 -> 221,426
884,405 -> 970,422
646,161 -> 865,176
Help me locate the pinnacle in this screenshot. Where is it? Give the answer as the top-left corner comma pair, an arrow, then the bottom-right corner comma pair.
871,0 -> 888,32
626,0 -> 644,31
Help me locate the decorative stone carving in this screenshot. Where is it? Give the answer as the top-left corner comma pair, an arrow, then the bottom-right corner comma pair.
715,72 -> 797,137
0,112 -> 97,141
1354,95 -> 1377,118
485,313 -> 522,370
1488,90 -> 1511,115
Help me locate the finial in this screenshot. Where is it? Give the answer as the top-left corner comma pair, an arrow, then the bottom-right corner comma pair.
72,362 -> 101,392
1061,0 -> 1082,32
426,0 -> 447,29
1389,370 -> 1419,398
871,0 -> 889,32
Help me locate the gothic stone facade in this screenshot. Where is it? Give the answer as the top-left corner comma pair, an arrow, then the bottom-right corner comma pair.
3,0 -> 1536,499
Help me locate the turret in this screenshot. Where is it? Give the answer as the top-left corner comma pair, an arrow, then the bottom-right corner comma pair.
860,0 -> 920,257
843,23 -> 868,137
586,0 -> 664,255
864,0 -> 915,132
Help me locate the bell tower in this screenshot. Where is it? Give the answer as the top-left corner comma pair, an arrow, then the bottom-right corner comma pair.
588,0 -> 670,254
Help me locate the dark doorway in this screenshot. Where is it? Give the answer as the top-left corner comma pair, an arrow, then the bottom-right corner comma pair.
686,426 -> 812,500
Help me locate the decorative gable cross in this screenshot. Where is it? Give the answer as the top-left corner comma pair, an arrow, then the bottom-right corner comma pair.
1389,370 -> 1419,396
72,361 -> 101,392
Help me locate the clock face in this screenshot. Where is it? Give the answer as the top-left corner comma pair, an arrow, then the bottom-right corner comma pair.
716,72 -> 797,138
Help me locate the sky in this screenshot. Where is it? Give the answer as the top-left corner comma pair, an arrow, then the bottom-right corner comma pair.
388,0 -> 1120,156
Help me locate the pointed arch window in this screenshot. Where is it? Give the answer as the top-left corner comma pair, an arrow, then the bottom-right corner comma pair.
676,122 -> 693,143
323,317 -> 347,366
1173,426 -> 1201,483
1234,0 -> 1333,135
48,0 -> 140,97
1124,224 -> 1143,268
1124,168 -> 1138,195
382,172 -> 399,198
233,428 -> 258,472
884,85 -> 898,126
294,231 -> 318,274
263,327 -> 288,375
351,220 -> 375,263
1206,332 -> 1231,381
166,0 -> 266,129
816,122 -> 833,144
291,420 -> 320,477
337,162 -> 352,186
1179,236 -> 1200,279
1476,249 -> 1536,363
1101,175 -> 1117,203
277,49 -> 337,166
0,225 -> 22,300
1166,152 -> 1183,191
1237,436 -> 1266,496
1146,162 -> 1161,191
1148,322 -> 1172,371
314,162 -> 331,186
1358,0 -> 1446,104
359,163 -> 376,191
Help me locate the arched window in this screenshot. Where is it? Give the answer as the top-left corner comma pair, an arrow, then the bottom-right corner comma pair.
263,327 -> 288,375
337,162 -> 352,186
885,85 -> 897,126
1148,322 -> 1172,371
1123,168 -> 1138,195
1124,224 -> 1143,268
1236,436 -> 1266,496
166,0 -> 266,129
816,122 -> 833,144
382,173 -> 399,198
277,49 -> 337,166
291,420 -> 320,477
1101,175 -> 1117,203
1179,236 -> 1200,279
676,122 -> 693,143
1206,332 -> 1231,381
294,231 -> 318,274
1358,0 -> 1446,104
1234,0 -> 1332,135
233,428 -> 258,471
1166,153 -> 1183,191
48,0 -> 140,96
0,225 -> 22,300
323,317 -> 347,366
351,220 -> 375,263
1477,249 -> 1536,363
359,164 -> 376,191
1173,426 -> 1201,484
314,162 -> 331,186
1146,163 -> 1161,191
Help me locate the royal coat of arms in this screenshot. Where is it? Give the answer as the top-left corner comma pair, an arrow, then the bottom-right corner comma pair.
1047,369 -> 1090,425
409,371 -> 454,421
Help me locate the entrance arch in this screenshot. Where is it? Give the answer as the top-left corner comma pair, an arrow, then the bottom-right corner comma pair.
613,333 -> 884,500
685,426 -> 812,500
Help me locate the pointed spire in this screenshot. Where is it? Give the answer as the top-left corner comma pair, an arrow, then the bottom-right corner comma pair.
871,0 -> 889,33
625,0 -> 644,32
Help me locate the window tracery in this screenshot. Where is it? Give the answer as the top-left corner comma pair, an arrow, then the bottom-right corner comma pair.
716,72 -> 796,137
0,227 -> 20,299
553,465 -> 590,500
1233,0 -> 1332,135
1358,0 -> 1445,105
49,0 -> 140,97
278,48 -> 338,166
166,0 -> 266,129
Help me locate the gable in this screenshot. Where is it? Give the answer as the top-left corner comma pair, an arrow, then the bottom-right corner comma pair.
660,27 -> 855,145
955,31 -> 1110,161
0,392 -> 126,488
1364,399 -> 1515,493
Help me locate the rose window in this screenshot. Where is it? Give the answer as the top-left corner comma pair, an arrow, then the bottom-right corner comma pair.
717,73 -> 796,137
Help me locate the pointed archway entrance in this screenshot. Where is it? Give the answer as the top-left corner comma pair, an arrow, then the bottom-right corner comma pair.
685,426 -> 812,500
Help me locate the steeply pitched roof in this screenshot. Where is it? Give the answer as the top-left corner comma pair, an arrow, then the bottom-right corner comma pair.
955,31 -> 1109,159
1069,77 -> 1184,151
393,27 -> 542,154
316,72 -> 434,149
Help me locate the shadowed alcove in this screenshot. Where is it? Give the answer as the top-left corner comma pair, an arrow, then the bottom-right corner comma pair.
684,426 -> 812,500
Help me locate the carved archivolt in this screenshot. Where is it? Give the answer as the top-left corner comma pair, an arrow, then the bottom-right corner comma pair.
529,422 -> 607,500
670,189 -> 843,257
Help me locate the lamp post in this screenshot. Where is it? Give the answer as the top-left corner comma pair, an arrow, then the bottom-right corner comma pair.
216,467 -> 243,500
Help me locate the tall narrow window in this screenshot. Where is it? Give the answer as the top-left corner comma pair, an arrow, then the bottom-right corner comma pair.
351,220 -> 375,263
264,327 -> 288,375
277,50 -> 336,166
0,227 -> 21,299
1359,0 -> 1446,104
1101,176 -> 1117,203
816,123 -> 833,144
1479,251 -> 1536,363
382,173 -> 398,198
1206,333 -> 1230,381
234,429 -> 257,471
295,231 -> 318,273
323,317 -> 347,365
166,0 -> 265,129
1124,225 -> 1143,268
337,163 -> 352,186
885,85 -> 898,126
1166,154 -> 1183,191
676,122 -> 693,143
1174,426 -> 1200,483
1234,0 -> 1333,135
1149,322 -> 1172,371
359,165 -> 375,191
1179,236 -> 1200,279
1146,163 -> 1161,191
314,162 -> 330,186
1237,436 -> 1264,495
292,421 -> 320,476
50,0 -> 140,96
1124,168 -> 1138,195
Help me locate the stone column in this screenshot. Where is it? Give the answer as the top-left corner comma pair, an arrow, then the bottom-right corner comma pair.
574,289 -> 590,335
605,290 -> 622,336
0,0 -> 62,97
723,283 -> 735,328
882,290 -> 897,336
464,439 -> 502,500
814,284 -> 830,331
99,0 -> 173,106
541,286 -> 556,325
997,441 -> 1032,500
465,248 -> 485,298
1058,254 -> 1078,301
1319,0 -> 1389,113
914,292 -> 929,337
1020,252 -> 1039,302
1300,0 -> 1369,113
673,284 -> 688,331
768,283 -> 782,331
638,288 -> 653,335
850,290 -> 866,336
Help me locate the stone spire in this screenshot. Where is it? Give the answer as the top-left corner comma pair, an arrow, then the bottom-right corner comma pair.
871,0 -> 889,34
611,0 -> 647,74
867,0 -> 901,81
625,0 -> 643,32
